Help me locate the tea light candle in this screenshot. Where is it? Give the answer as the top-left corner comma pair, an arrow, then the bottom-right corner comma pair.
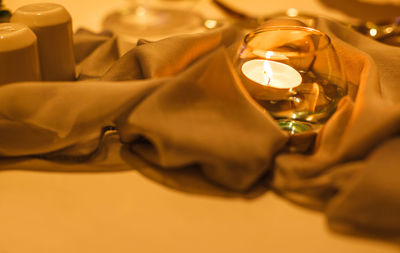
241,59 -> 302,100
242,59 -> 302,89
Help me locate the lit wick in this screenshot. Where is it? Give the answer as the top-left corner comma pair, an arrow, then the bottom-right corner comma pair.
263,70 -> 271,85
242,59 -> 302,89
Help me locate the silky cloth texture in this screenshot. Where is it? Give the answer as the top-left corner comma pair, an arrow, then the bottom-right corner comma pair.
0,25 -> 287,191
0,19 -> 399,236
272,19 -> 400,236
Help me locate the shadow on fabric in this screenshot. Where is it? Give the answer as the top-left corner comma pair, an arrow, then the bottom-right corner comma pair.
120,143 -> 270,199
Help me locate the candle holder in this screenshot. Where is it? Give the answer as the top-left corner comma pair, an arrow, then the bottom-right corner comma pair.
235,26 -> 347,134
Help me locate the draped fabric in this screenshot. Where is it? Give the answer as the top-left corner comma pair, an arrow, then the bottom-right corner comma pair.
0,19 -> 399,236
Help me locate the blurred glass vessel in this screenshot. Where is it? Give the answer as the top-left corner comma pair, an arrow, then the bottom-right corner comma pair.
235,26 -> 347,134
103,0 -> 203,41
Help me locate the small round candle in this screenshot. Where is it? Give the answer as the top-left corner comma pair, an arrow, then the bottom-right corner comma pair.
241,59 -> 302,89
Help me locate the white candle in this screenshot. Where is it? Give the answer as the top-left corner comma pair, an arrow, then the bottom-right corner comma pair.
241,59 -> 302,89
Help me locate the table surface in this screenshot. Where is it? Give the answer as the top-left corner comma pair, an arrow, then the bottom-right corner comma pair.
3,0 -> 400,252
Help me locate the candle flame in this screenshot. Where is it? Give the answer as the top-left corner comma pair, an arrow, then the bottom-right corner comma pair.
263,54 -> 274,85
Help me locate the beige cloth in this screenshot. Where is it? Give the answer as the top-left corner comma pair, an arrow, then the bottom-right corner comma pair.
0,25 -> 287,191
272,19 -> 400,236
0,19 -> 399,236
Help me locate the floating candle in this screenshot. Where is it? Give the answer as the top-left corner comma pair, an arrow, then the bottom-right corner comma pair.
241,59 -> 302,89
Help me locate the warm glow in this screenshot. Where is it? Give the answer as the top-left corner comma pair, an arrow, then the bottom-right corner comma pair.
286,8 -> 299,17
242,59 -> 302,89
204,19 -> 218,29
311,82 -> 320,111
385,26 -> 394,33
253,49 -> 289,61
263,57 -> 273,85
369,28 -> 377,37
136,6 -> 147,17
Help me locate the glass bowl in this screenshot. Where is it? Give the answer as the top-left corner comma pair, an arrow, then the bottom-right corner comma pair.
235,26 -> 347,134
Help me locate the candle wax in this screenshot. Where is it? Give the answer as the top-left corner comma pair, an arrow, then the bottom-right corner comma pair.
241,59 -> 302,89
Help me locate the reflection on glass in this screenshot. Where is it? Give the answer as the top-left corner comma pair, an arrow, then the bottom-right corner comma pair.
235,26 -> 347,134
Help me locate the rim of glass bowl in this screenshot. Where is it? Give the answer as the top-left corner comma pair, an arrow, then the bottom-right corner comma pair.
243,26 -> 332,57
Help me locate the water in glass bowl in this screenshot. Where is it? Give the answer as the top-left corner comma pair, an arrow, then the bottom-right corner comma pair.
255,70 -> 346,133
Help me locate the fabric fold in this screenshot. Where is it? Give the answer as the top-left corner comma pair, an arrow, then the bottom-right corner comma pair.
101,25 -> 242,81
0,79 -> 164,156
0,25 -> 287,190
117,47 -> 287,190
1,18 -> 400,235
271,19 -> 400,233
326,137 -> 400,235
